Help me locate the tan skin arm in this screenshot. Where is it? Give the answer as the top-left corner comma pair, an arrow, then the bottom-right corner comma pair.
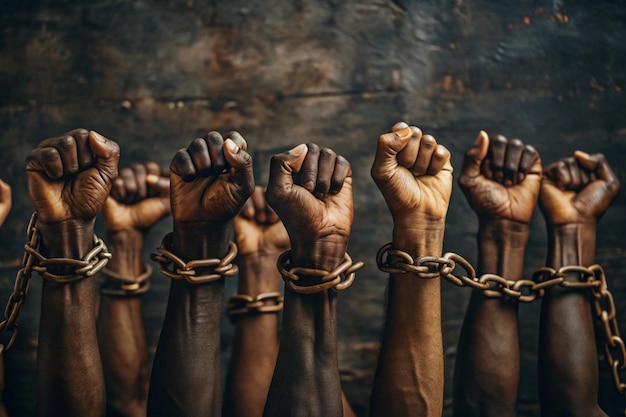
147,131 -> 254,417
263,143 -> 353,417
538,152 -> 619,417
369,122 -> 453,417
0,178 -> 10,417
453,132 -> 541,417
97,162 -> 170,417
26,128 -> 120,417
223,186 -> 289,417
224,185 -> 357,417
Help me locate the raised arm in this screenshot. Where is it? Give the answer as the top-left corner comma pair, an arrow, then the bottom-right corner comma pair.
538,151 -> 619,417
264,143 -> 355,417
369,122 -> 453,417
147,131 -> 254,417
26,129 -> 120,417
0,178 -> 11,227
0,177 -> 10,417
223,185 -> 289,417
453,133 -> 541,417
97,162 -> 170,417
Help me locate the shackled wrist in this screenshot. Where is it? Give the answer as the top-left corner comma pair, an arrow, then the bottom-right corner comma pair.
37,218 -> 96,260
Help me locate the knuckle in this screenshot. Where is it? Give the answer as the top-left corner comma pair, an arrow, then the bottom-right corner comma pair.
306,143 -> 320,153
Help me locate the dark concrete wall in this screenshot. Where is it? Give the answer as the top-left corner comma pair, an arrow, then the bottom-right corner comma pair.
0,0 -> 625,416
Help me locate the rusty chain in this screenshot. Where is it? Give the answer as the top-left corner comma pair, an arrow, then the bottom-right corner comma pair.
226,291 -> 284,322
0,213 -> 111,356
100,263 -> 152,296
377,242 -> 626,402
278,250 -> 364,294
150,232 -> 239,284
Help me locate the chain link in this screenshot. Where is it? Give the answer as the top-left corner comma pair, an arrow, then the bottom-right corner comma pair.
0,213 -> 114,355
377,243 -> 626,403
150,233 -> 239,284
226,292 -> 284,322
278,251 -> 364,294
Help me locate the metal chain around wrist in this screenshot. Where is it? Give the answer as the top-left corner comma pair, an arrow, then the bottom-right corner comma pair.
277,250 -> 364,294
151,232 -> 238,284
0,213 -> 111,355
377,242 -> 626,404
226,291 -> 284,322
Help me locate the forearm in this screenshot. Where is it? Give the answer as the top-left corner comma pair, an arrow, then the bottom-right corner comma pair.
370,221 -> 445,417
539,223 -> 606,417
225,252 -> 281,417
97,228 -> 149,417
265,289 -> 342,417
147,222 -> 229,417
37,219 -> 105,417
453,219 -> 529,417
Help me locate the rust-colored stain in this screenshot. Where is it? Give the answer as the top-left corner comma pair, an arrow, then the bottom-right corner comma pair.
435,75 -> 464,94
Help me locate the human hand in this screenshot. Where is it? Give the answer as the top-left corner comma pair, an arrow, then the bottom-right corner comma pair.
0,179 -> 11,227
104,162 -> 170,232
371,122 -> 453,231
458,132 -> 541,223
26,129 -> 120,224
234,186 -> 289,257
266,143 -> 352,270
540,151 -> 620,226
169,131 -> 254,226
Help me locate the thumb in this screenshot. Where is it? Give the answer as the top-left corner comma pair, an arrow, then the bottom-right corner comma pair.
266,144 -> 308,202
574,151 -> 620,188
371,126 -> 413,181
89,131 -> 120,184
146,174 -> 170,197
223,138 -> 255,196
459,131 -> 489,186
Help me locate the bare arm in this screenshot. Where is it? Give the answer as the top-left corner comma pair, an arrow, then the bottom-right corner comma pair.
453,133 -> 541,417
26,129 -> 120,417
223,186 -> 287,417
264,143 -> 354,417
538,152 -> 619,417
369,123 -> 453,417
97,162 -> 170,417
147,131 -> 254,417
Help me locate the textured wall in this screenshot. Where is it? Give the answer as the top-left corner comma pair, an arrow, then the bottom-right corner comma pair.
0,0 -> 625,416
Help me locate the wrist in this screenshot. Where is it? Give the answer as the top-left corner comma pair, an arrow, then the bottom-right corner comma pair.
37,218 -> 96,259
548,223 -> 597,267
237,252 -> 282,294
392,218 -> 445,258
291,236 -> 348,271
477,219 -> 529,278
105,228 -> 145,277
173,220 -> 233,261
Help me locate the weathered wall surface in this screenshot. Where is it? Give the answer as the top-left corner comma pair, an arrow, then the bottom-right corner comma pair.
0,0 -> 624,416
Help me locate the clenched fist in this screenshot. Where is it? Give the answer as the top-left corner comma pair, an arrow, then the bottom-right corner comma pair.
540,151 -> 620,226
235,186 -> 289,257
266,143 -> 352,270
458,132 -> 541,223
26,128 -> 120,224
371,122 -> 453,233
169,131 -> 254,225
104,162 -> 170,232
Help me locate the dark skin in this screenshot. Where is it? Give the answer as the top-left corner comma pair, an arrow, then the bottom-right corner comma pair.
97,162 -> 170,417
538,151 -> 619,417
369,122 -> 453,417
223,186 -> 289,417
224,186 -> 357,417
264,143 -> 353,417
0,178 -> 10,417
26,128 -> 120,417
147,131 -> 254,417
454,132 -> 541,417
